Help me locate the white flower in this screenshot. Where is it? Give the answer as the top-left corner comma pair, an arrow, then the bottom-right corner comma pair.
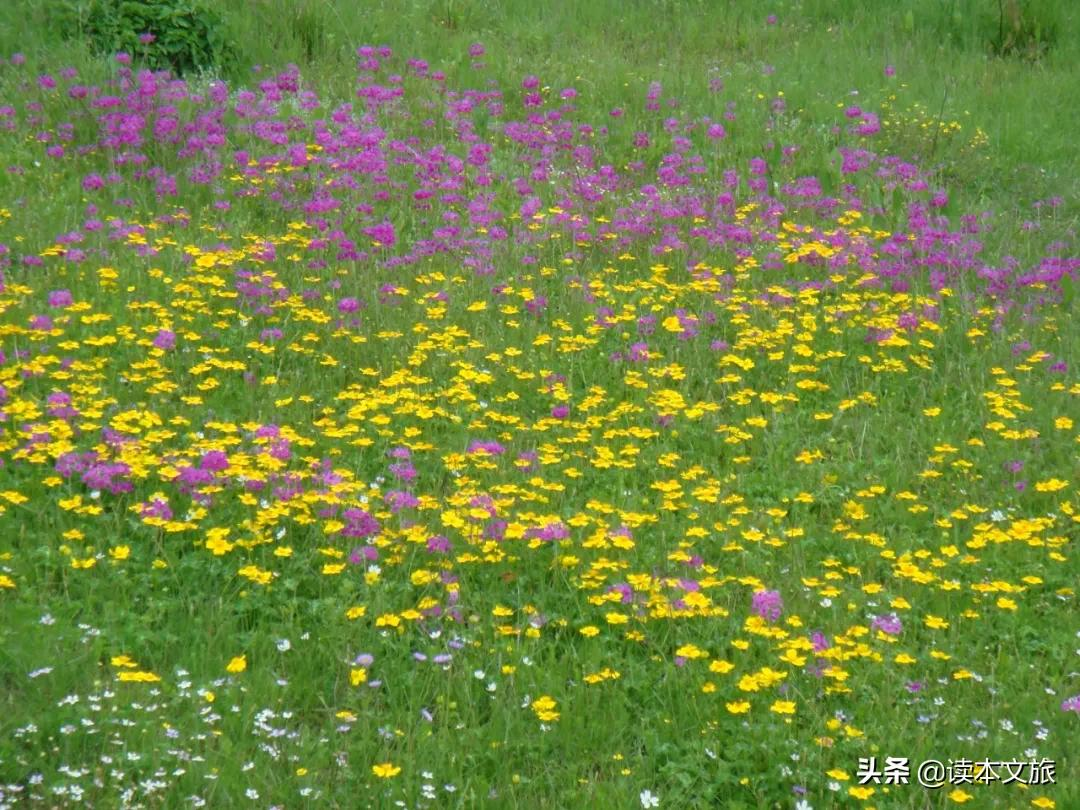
276,639 -> 291,652
640,789 -> 660,808
796,800 -> 813,810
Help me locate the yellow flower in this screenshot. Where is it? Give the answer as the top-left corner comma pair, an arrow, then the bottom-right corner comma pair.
117,670 -> 160,683
375,613 -> 401,628
769,700 -> 796,715
708,659 -> 735,674
226,655 -> 247,673
948,788 -> 973,803
109,545 -> 130,561
350,667 -> 367,686
924,615 -> 949,630
372,762 -> 402,778
1034,479 -> 1067,492
737,674 -> 760,692
531,695 -> 560,722
675,644 -> 708,660
579,625 -> 600,637
848,785 -> 875,799
1031,798 -> 1056,809
725,700 -> 750,714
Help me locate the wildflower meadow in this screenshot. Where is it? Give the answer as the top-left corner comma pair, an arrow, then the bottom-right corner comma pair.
0,1 -> 1076,807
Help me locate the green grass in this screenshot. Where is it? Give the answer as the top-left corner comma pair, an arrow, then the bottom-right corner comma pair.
0,1 -> 1077,808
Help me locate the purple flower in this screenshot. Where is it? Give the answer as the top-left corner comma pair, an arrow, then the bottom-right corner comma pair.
525,521 -> 569,542
627,342 -> 649,362
153,329 -> 176,351
1061,695 -> 1080,714
48,289 -> 73,308
81,461 -> 133,495
551,405 -> 569,419
483,519 -> 507,541
751,589 -> 783,623
385,490 -> 419,513
199,450 -> 229,472
177,465 -> 214,490
871,614 -> 903,636
426,535 -> 452,553
609,582 -> 633,604
341,508 -> 380,539
388,461 -> 417,483
139,498 -> 173,521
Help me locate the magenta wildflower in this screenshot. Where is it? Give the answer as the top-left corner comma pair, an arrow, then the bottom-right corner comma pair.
426,535 -> 452,553
152,329 -> 176,350
341,508 -> 380,539
751,589 -> 783,623
871,614 -> 903,636
811,631 -> 830,653
199,450 -> 230,472
525,521 -> 569,542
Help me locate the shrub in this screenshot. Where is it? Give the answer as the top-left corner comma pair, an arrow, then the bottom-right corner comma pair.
63,0 -> 235,76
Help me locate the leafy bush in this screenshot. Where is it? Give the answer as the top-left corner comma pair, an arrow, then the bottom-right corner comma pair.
62,0 -> 235,76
